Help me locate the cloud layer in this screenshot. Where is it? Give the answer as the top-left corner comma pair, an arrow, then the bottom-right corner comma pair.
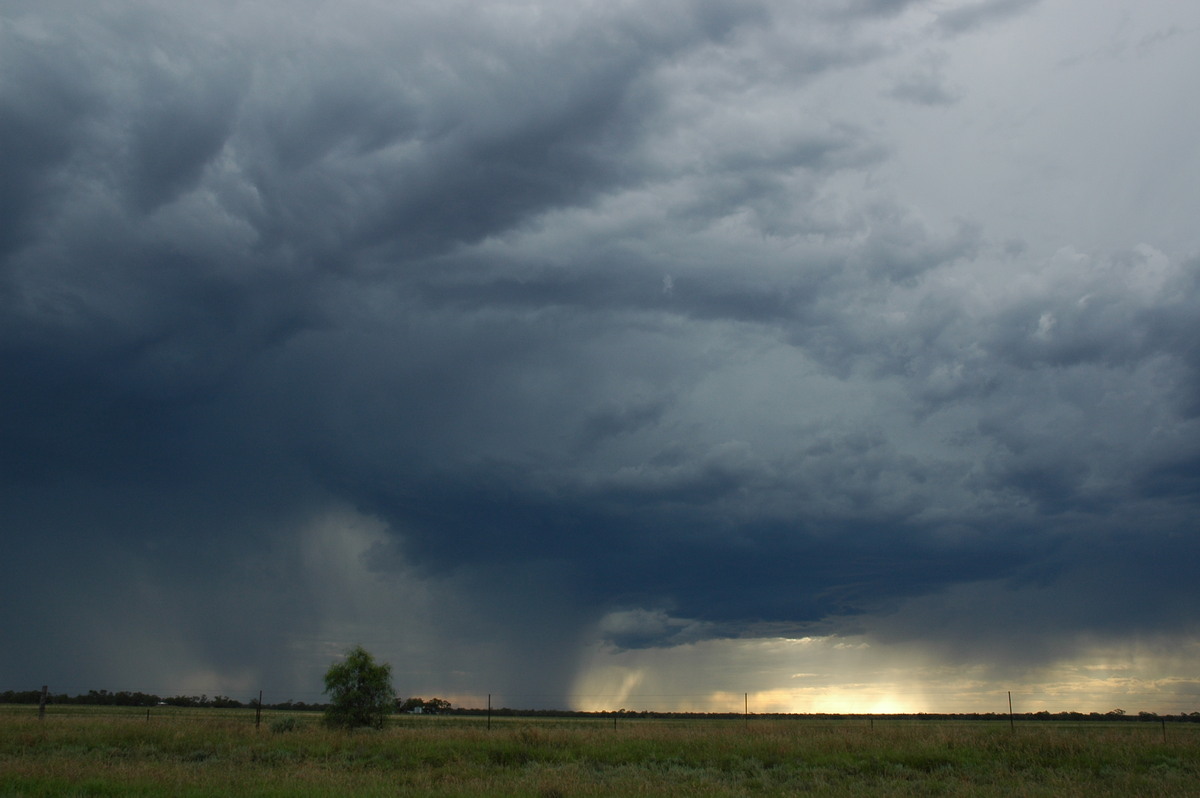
2,0 -> 1198,709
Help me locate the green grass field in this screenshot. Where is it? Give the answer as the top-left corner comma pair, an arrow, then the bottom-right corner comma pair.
2,707 -> 1197,796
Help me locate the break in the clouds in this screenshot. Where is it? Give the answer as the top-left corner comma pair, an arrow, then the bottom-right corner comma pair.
2,0 -> 1199,712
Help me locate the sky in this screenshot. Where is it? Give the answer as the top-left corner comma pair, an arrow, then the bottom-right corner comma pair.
2,0 -> 1199,714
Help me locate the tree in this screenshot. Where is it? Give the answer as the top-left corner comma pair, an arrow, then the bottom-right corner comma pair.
322,645 -> 395,730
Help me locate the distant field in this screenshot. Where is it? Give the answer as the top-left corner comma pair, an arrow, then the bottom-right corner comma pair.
1,706 -> 1197,796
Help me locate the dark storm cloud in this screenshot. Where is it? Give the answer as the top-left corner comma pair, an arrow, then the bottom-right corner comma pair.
223,1 -> 775,263
2,0 -> 1199,704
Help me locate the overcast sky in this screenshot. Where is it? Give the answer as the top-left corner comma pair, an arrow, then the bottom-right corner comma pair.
3,0 -> 1199,713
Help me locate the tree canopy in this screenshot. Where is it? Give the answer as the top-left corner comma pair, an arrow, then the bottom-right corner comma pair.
322,645 -> 395,730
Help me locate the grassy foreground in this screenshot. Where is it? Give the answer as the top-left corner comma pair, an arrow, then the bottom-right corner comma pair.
1,708 -> 1197,796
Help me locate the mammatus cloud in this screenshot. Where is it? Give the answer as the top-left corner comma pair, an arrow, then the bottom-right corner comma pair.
2,0 -> 1199,711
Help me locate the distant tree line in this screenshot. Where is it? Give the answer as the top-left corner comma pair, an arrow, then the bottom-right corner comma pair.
3,689 -> 1195,721
0,689 -> 324,711
396,697 -> 452,714
0,688 -> 453,715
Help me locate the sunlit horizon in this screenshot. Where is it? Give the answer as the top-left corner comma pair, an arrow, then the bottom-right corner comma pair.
566,635 -> 1200,716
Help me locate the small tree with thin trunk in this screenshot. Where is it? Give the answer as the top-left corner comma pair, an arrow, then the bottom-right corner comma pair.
322,645 -> 395,730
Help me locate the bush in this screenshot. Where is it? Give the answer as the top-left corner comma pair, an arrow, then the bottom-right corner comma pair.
270,716 -> 301,734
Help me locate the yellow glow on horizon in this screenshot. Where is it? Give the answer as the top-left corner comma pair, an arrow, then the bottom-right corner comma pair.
567,633 -> 1200,715
760,686 -> 932,715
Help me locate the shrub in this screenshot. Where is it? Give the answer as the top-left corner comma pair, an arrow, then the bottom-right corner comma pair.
270,716 -> 301,734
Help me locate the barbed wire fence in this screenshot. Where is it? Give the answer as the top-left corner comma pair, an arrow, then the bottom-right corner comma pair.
4,684 -> 1198,728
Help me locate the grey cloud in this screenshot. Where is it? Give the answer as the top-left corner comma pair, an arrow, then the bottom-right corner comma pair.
598,609 -> 716,649
980,251 -> 1200,385
819,0 -> 924,20
887,78 -> 960,107
1135,24 -> 1195,56
935,0 -> 1041,35
887,67 -> 961,106
124,64 -> 246,212
577,399 -> 672,452
856,213 -> 982,285
0,27 -> 95,259
868,528 -> 1200,668
335,424 -> 1046,647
